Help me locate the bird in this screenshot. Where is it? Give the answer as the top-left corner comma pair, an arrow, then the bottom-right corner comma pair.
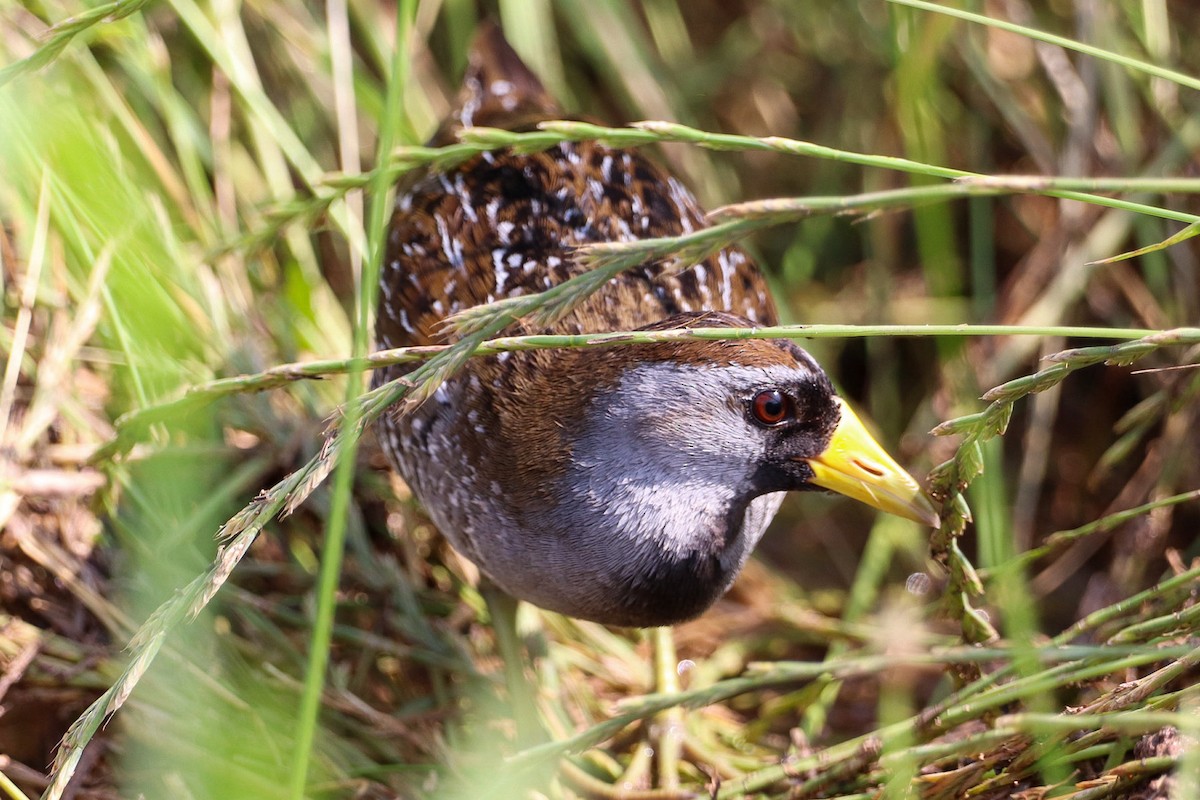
373,24 -> 939,629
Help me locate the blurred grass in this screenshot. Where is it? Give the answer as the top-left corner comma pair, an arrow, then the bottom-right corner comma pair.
2,1 -> 1199,799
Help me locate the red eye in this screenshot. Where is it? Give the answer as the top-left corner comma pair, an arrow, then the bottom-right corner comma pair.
751,389 -> 789,426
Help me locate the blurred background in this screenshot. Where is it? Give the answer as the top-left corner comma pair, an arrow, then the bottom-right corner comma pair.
2,0 -> 1198,797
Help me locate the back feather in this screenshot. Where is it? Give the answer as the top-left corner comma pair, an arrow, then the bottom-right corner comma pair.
444,22 -> 560,135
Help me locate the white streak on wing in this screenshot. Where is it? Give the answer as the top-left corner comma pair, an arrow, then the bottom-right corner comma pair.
693,264 -> 711,306
630,193 -> 648,232
613,217 -> 633,241
717,251 -> 735,310
492,249 -> 510,291
455,174 -> 477,222
459,77 -> 481,127
586,178 -> 603,201
666,178 -> 697,233
435,216 -> 465,269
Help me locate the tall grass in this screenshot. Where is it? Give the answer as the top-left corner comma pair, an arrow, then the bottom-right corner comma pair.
1,1 -> 1198,799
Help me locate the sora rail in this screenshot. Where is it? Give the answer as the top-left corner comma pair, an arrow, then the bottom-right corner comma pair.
374,25 -> 938,628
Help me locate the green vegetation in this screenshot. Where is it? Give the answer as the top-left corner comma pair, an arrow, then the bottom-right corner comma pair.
1,1 -> 1197,798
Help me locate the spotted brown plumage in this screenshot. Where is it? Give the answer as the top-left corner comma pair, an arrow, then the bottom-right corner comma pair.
373,25 -> 938,627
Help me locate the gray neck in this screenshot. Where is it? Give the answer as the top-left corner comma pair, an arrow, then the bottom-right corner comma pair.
478,362 -> 793,625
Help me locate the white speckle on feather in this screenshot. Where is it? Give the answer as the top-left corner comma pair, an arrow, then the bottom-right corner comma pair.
492,249 -> 510,291
717,252 -> 735,309
459,77 -> 482,127
435,216 -> 464,268
455,175 -> 477,222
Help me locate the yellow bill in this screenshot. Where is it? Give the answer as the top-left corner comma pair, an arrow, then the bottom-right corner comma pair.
806,397 -> 940,527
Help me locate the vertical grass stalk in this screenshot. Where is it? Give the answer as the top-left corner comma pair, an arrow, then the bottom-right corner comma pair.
284,0 -> 417,796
